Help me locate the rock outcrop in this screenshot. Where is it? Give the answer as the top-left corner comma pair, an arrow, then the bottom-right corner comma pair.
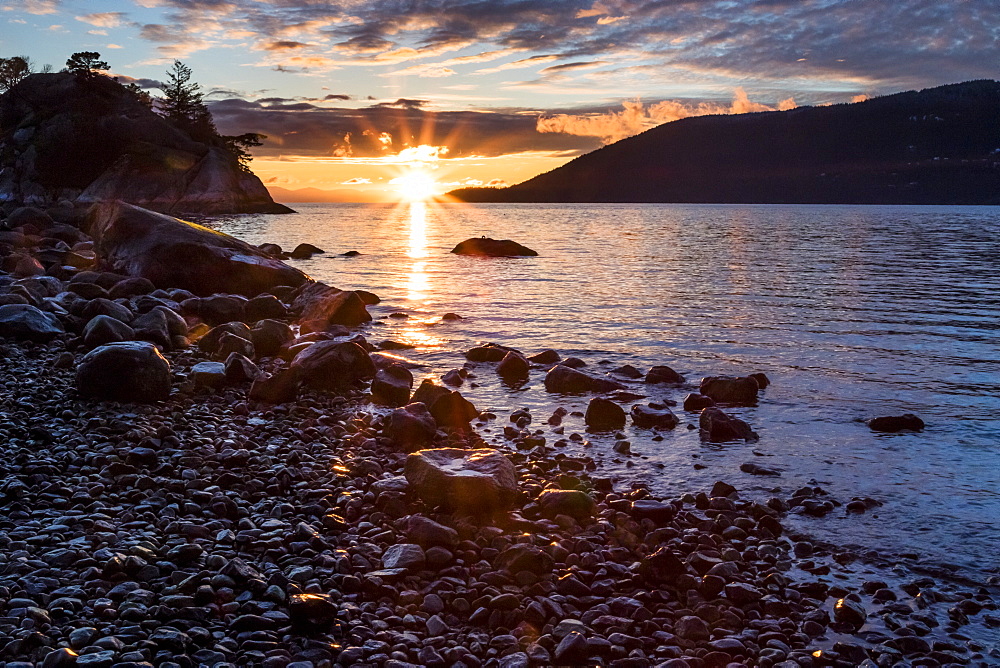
0,72 -> 291,214
83,202 -> 309,297
451,238 -> 538,257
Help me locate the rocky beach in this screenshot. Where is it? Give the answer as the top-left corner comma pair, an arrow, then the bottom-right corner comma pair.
0,200 -> 995,668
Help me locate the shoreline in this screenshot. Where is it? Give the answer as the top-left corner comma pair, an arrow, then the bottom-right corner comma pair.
0,204 -> 997,666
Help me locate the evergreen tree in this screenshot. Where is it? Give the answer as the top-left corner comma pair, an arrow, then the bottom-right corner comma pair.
158,60 -> 216,141
0,55 -> 32,92
222,132 -> 266,172
65,52 -> 109,78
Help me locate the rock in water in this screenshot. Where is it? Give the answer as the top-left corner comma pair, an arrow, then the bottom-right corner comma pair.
451,238 -> 538,257
371,365 -> 413,407
292,282 -> 372,332
428,390 -> 479,428
76,341 -> 171,402
385,403 -> 438,451
0,304 -> 64,342
630,404 -> 679,429
497,351 -> 530,382
699,407 -> 758,442
683,392 -> 715,411
289,243 -> 325,259
645,365 -> 685,384
544,364 -> 625,394
404,448 -> 518,515
585,397 -> 626,430
84,202 -> 308,296
290,340 -> 375,391
868,414 -> 925,432
699,376 -> 760,404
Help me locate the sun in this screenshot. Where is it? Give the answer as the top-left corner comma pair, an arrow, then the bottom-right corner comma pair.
392,169 -> 439,202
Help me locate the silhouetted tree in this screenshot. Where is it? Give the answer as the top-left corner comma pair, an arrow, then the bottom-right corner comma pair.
158,60 -> 215,141
0,55 -> 32,92
123,81 -> 154,109
65,51 -> 109,78
223,132 -> 265,172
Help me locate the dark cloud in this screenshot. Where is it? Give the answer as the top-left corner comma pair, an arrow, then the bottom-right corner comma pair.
208,97 -> 600,159
263,40 -> 310,51
539,61 -> 606,74
374,98 -> 429,109
324,94 -> 352,101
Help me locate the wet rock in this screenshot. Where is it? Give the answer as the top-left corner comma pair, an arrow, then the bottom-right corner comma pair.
250,318 -> 294,356
451,237 -> 538,257
740,462 -> 781,476
291,340 -> 375,391
198,322 -> 252,355
612,364 -> 643,379
76,341 -> 171,402
84,202 -> 308,296
245,293 -> 287,321
725,582 -> 764,606
289,242 -> 325,259
749,371 -> 770,389
528,349 -> 560,364
406,515 -> 458,548
131,307 -> 174,348
385,403 -> 438,451
646,365 -> 684,384
544,364 -> 625,394
630,404 -> 679,429
631,499 -> 676,523
466,342 -> 518,362
699,375 -> 760,404
554,631 -> 589,664
538,489 -> 596,520
293,282 -> 372,333
585,397 -> 626,430
81,297 -> 133,323
382,543 -> 426,570
404,448 -> 518,514
441,369 -> 465,386
834,597 -> 867,627
108,276 -> 156,299
497,351 -> 530,382
411,378 -> 451,406
868,414 -> 925,432
215,331 -> 255,360
427,390 -> 479,428
699,407 -> 758,442
683,392 -> 715,411
83,314 -> 135,348
639,547 -> 687,583
249,367 -> 299,403
371,365 -> 413,407
289,593 -> 339,631
0,304 -> 64,341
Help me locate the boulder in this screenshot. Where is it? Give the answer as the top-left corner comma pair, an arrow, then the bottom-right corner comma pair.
83,314 -> 135,348
612,364 -> 643,379
191,294 -> 248,325
384,403 -> 438,451
371,365 -> 413,407
289,243 -> 325,259
381,544 -> 426,571
497,351 -> 530,382
0,304 -> 64,341
451,238 -> 538,257
131,308 -> 172,348
867,414 -> 925,432
538,489 -> 596,520
528,349 -> 560,364
646,365 -> 685,384
406,515 -> 459,548
585,397 -> 626,430
699,407 -> 758,442
749,372 -> 770,389
290,340 -> 375,391
81,298 -> 132,324
631,404 -> 679,429
699,376 -> 759,404
224,352 -> 262,383
404,448 -> 518,515
76,341 -> 171,402
544,364 -> 625,394
248,368 -> 299,403
198,322 -> 252,355
215,332 -> 255,361
83,202 -> 308,297
108,277 -> 156,299
293,283 -> 371,333
428,390 -> 479,428
411,378 -> 451,407
250,319 -> 294,356
466,343 -> 518,362
190,361 -> 227,388
683,393 -> 715,411
245,294 -> 287,321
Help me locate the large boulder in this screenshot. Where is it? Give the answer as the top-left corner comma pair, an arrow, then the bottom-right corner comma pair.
290,340 -> 375,391
384,403 -> 438,451
0,304 -> 64,342
293,283 -> 371,333
76,341 -> 171,402
428,390 -> 479,428
404,448 -> 518,515
544,364 -> 625,394
699,407 -> 758,442
699,376 -> 760,404
83,202 -> 309,297
451,238 -> 538,257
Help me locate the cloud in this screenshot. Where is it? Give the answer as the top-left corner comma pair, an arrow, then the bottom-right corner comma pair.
7,0 -> 60,15
323,94 -> 351,101
476,55 -> 559,75
539,61 -> 607,74
115,75 -> 164,89
374,98 -> 429,109
76,12 -> 126,28
261,40 -> 310,51
342,177 -> 372,184
537,88 -> 798,143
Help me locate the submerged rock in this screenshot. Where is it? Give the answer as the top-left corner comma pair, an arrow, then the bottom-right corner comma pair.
451,237 -> 538,257
631,404 -> 679,429
76,341 -> 171,402
405,448 -> 518,514
84,202 -> 308,296
868,413 -> 925,432
700,375 -> 760,404
645,365 -> 685,384
699,407 -> 758,442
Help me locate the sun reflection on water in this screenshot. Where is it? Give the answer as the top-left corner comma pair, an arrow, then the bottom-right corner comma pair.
408,201 -> 427,259
400,201 -> 445,348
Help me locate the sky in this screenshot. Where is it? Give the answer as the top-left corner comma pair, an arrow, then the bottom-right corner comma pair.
2,0 -> 997,201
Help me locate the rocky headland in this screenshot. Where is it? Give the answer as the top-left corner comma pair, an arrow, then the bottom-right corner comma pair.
0,73 -> 290,215
0,201 -> 996,668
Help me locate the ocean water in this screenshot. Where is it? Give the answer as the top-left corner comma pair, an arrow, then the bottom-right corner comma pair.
211,202 -> 1000,577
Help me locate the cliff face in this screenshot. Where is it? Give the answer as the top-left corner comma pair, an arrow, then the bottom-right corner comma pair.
451,80 -> 1000,205
0,72 -> 291,214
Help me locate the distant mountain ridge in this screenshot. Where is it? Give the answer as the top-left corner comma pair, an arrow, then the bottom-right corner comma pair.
450,80 -> 1000,205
